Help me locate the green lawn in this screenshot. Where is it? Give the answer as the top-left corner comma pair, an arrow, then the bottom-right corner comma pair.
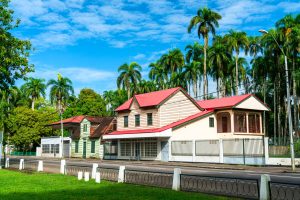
0,169 -> 231,200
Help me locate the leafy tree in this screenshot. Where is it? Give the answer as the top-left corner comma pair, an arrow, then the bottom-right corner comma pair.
6,106 -> 58,151
103,89 -> 127,114
117,62 -> 142,99
47,74 -> 74,111
63,88 -> 107,118
21,78 -> 46,110
188,7 -> 222,99
0,0 -> 33,91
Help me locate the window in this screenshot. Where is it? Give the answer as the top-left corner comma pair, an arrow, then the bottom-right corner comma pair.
124,116 -> 128,127
135,114 -> 140,127
120,141 -> 132,157
217,112 -> 231,133
147,113 -> 153,126
104,141 -> 118,155
91,140 -> 95,153
50,144 -> 59,154
209,117 -> 214,127
75,141 -> 79,153
83,124 -> 88,132
248,113 -> 261,133
42,144 -> 50,153
234,112 -> 247,132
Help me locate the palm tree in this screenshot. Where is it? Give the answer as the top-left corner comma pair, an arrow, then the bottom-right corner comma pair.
149,62 -> 168,90
224,30 -> 249,95
136,80 -> 157,94
185,42 -> 203,63
276,14 -> 300,134
117,62 -> 142,99
160,48 -> 185,75
21,78 -> 46,110
188,7 -> 222,99
47,74 -> 74,111
184,61 -> 201,98
208,36 -> 231,98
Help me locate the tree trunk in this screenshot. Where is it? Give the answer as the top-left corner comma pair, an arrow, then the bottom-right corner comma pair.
193,79 -> 197,99
203,35 -> 208,100
217,77 -> 220,99
292,55 -> 298,136
235,52 -> 239,95
274,82 -> 277,144
31,98 -> 35,111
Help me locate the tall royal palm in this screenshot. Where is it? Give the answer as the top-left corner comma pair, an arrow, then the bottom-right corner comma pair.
47,74 -> 74,111
188,7 -> 221,99
117,62 -> 142,100
184,61 -> 201,97
208,36 -> 231,98
149,62 -> 168,90
225,30 -> 249,95
21,78 -> 46,110
160,48 -> 185,76
185,42 -> 203,63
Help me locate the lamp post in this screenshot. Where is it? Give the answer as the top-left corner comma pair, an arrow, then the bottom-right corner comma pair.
259,29 -> 295,171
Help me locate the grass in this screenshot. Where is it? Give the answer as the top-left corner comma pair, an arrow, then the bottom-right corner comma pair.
0,169 -> 231,200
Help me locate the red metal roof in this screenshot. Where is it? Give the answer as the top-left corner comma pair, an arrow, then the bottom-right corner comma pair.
105,110 -> 213,136
115,87 -> 180,111
51,115 -> 112,125
51,115 -> 85,125
197,94 -> 252,110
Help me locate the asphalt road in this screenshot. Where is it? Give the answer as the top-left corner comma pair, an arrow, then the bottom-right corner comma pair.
7,156 -> 300,184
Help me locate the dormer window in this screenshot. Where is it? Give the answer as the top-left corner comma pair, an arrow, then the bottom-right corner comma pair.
135,114 -> 140,127
83,124 -> 88,132
124,116 -> 128,127
147,113 -> 153,126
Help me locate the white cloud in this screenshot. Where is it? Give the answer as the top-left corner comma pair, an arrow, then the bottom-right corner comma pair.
278,2 -> 300,13
133,54 -> 146,60
32,67 -> 116,83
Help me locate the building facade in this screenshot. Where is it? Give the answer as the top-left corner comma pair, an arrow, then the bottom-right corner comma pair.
45,116 -> 115,158
103,87 -> 270,164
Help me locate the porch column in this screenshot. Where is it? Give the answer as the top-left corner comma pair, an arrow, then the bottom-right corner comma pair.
246,112 -> 249,133
231,111 -> 234,133
192,139 -> 196,162
260,113 -> 263,134
219,139 -> 224,163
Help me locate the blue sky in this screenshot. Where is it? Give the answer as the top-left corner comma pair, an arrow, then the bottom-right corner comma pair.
11,0 -> 300,95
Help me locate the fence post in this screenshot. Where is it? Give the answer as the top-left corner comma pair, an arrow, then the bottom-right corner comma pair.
95,172 -> 101,183
118,166 -> 125,183
192,140 -> 196,162
78,171 -> 83,180
259,174 -> 271,200
264,137 -> 269,165
92,163 -> 98,179
19,159 -> 24,170
37,161 -> 43,172
219,139 -> 224,163
5,158 -> 9,168
60,159 -> 66,174
84,172 -> 90,182
172,168 -> 181,191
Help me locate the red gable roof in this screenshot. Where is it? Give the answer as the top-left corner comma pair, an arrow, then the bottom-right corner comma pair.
115,87 -> 181,111
197,94 -> 252,110
51,115 -> 111,125
51,115 -> 85,125
105,110 -> 213,136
